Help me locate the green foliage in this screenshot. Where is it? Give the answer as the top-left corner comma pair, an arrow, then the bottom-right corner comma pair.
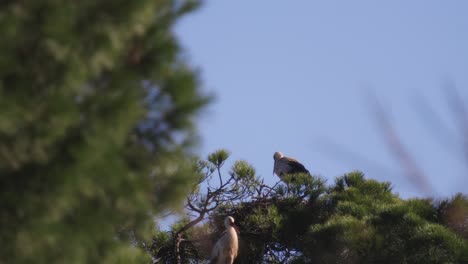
0,1 -> 208,263
207,149 -> 230,167
142,152 -> 467,263
282,172 -> 326,199
436,193 -> 468,239
231,160 -> 256,181
148,221 -> 204,263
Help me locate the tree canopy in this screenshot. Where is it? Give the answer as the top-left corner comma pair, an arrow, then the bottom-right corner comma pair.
147,150 -> 468,264
0,1 -> 209,263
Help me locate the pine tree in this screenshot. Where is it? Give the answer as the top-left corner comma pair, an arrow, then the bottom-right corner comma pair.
0,1 -> 209,263
148,152 -> 468,263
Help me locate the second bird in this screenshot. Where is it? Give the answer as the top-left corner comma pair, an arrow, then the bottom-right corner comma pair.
209,216 -> 239,264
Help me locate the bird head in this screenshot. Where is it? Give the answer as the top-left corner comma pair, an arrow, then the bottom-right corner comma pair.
224,216 -> 234,227
273,151 -> 284,161
224,216 -> 239,234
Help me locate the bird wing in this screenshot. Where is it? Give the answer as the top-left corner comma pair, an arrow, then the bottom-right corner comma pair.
285,157 -> 310,174
208,254 -> 218,264
209,232 -> 227,263
209,241 -> 220,264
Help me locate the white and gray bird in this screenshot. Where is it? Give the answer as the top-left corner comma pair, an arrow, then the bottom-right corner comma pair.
209,216 -> 239,264
273,151 -> 310,180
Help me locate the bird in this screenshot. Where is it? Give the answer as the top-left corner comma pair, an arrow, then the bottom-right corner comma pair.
209,216 -> 239,264
273,152 -> 310,193
273,151 -> 310,178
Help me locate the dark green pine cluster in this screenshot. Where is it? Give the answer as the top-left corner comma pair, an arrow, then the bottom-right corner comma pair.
0,1 -> 209,263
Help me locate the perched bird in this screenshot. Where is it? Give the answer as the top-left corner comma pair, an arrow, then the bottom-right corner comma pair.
209,216 -> 239,264
273,151 -> 310,180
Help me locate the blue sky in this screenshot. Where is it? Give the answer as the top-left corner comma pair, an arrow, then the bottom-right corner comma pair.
175,1 -> 468,198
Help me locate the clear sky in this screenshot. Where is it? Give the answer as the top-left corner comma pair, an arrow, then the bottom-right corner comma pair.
175,1 -> 468,198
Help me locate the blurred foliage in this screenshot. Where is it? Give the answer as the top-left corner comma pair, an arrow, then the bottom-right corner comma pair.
147,153 -> 468,263
0,1 -> 209,263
